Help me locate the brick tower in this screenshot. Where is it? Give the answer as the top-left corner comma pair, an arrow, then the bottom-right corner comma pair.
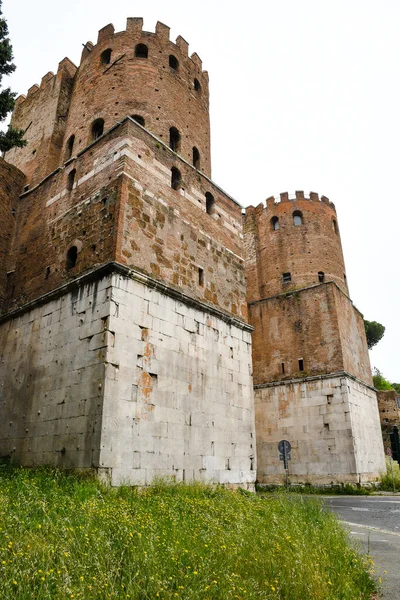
0,17 -> 385,487
245,192 -> 385,484
0,19 -> 255,487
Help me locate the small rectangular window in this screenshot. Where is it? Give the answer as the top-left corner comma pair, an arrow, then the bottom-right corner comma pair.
198,267 -> 204,286
281,362 -> 285,374
282,272 -> 291,283
298,359 -> 304,372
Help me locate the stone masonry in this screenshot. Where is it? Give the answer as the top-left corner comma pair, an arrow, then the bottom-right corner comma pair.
0,267 -> 254,487
0,17 -> 385,486
256,375 -> 384,484
377,390 -> 400,455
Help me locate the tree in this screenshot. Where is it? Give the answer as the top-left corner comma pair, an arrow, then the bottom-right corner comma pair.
0,1 -> 25,152
364,319 -> 385,350
392,383 -> 400,395
372,368 -> 392,391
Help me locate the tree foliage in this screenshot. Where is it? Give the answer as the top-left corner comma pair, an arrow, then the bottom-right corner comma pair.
0,0 -> 25,152
372,368 -> 393,391
364,319 -> 385,350
392,383 -> 400,394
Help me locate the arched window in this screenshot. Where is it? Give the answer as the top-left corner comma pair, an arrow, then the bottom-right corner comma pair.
318,271 -> 325,283
66,135 -> 75,160
66,246 -> 78,270
169,55 -> 179,70
193,147 -> 200,169
100,48 -> 112,65
91,118 -> 104,141
169,127 -> 181,152
333,219 -> 338,234
132,115 -> 145,127
271,216 -> 279,231
67,169 -> 76,191
135,44 -> 148,58
206,192 -> 215,215
171,167 -> 181,190
194,78 -> 201,92
293,210 -> 303,226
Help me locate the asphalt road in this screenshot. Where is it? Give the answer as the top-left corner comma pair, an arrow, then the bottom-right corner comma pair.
323,496 -> 400,599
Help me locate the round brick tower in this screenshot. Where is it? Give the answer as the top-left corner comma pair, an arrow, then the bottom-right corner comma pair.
63,18 -> 211,176
245,191 -> 348,301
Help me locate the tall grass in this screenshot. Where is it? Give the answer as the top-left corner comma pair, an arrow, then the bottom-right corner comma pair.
380,457 -> 400,491
257,483 -> 371,496
0,467 -> 376,599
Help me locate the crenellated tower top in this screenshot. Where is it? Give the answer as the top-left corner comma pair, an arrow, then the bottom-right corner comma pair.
245,190 -> 348,302
6,18 -> 211,186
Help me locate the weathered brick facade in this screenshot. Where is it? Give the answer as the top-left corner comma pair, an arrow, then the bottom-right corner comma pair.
0,17 -> 385,485
0,161 -> 25,310
377,390 -> 400,455
5,19 -> 211,188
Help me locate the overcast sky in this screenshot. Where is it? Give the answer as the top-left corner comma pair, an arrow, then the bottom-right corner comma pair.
3,0 -> 400,381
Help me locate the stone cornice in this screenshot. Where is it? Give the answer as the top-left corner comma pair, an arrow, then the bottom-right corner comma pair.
0,262 -> 253,332
254,370 -> 376,393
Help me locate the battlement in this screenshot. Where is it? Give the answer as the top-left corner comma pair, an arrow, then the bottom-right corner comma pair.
13,58 -> 77,108
15,19 -> 206,107
7,16 -> 211,186
79,17 -> 208,77
246,191 -> 336,216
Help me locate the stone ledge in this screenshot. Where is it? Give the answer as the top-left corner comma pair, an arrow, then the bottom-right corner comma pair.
19,117 -> 242,209
254,370 -> 376,393
0,262 -> 253,332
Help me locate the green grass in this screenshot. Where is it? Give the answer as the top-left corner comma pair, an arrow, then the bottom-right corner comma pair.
0,466 -> 377,599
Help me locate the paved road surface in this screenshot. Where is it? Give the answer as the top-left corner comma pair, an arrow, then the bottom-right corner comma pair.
323,496 -> 400,599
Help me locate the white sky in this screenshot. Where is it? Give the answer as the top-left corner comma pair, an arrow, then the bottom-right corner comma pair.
3,0 -> 400,381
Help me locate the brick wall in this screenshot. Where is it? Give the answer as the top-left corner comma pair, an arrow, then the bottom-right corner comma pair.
249,283 -> 343,384
378,390 -> 400,426
377,390 -> 400,454
5,18 -> 211,187
4,59 -> 77,186
335,287 -> 373,385
245,193 -> 347,302
64,19 -> 211,177
0,160 -> 25,311
2,119 -> 246,321
249,282 -> 372,386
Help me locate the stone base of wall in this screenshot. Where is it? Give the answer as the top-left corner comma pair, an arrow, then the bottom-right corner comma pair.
255,373 -> 385,485
0,264 -> 256,488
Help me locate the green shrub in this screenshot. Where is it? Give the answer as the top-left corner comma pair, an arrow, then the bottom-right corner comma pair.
380,456 -> 400,491
0,466 -> 377,599
372,368 -> 393,391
